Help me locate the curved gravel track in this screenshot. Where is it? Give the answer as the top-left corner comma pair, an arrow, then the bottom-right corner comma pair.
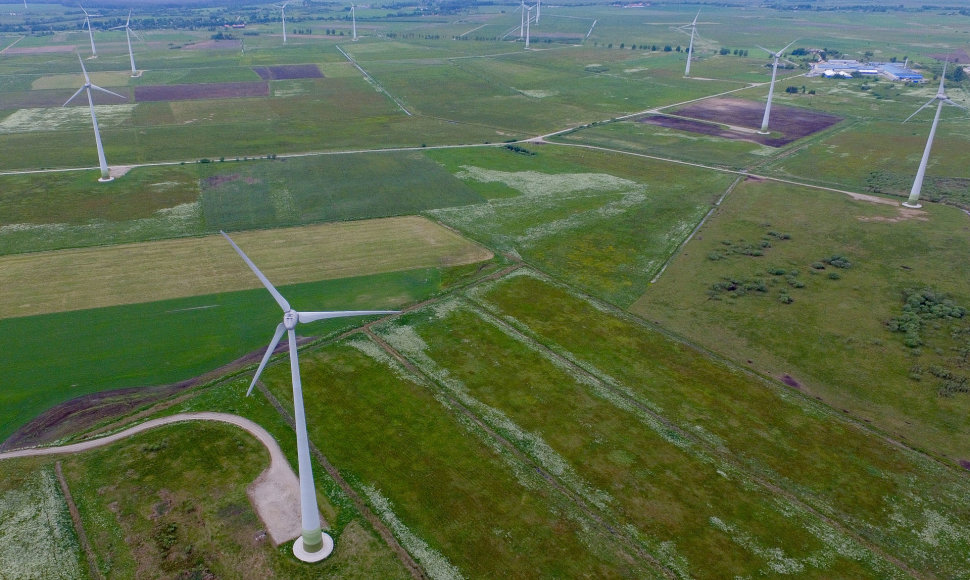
0,412 -> 306,545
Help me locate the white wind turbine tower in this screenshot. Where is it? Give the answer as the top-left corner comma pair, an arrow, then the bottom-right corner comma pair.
110,10 -> 140,77
80,4 -> 97,58
64,54 -> 125,182
222,231 -> 399,562
901,61 -> 967,208
519,0 -> 525,39
525,4 -> 533,49
535,0 -> 540,24
278,2 -> 289,44
680,10 -> 700,77
351,4 -> 357,41
756,39 -> 797,134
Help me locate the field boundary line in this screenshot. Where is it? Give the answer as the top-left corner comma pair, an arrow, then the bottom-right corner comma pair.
335,44 -> 412,116
55,460 -> 103,580
651,174 -> 744,284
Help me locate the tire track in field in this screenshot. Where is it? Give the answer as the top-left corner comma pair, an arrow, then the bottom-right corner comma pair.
460,280 -> 923,579
55,461 -> 102,580
362,327 -> 678,579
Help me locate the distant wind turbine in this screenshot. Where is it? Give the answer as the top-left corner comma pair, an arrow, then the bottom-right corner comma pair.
110,10 -> 140,77
222,231 -> 399,562
525,5 -> 532,49
680,10 -> 700,77
79,4 -> 97,58
536,0 -> 541,24
278,2 -> 289,44
64,54 -> 125,182
901,61 -> 967,208
756,39 -> 798,134
351,4 -> 357,41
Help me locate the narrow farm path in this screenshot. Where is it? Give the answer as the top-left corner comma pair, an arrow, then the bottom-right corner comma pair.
0,412 -> 307,547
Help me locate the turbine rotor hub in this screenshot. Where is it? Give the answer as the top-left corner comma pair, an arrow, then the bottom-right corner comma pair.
284,310 -> 298,330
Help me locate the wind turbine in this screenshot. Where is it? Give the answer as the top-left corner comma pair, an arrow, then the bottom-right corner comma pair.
680,10 -> 700,77
756,39 -> 798,134
535,0 -> 540,24
221,231 -> 399,562
351,4 -> 357,41
278,2 -> 288,44
525,5 -> 532,49
110,10 -> 140,77
519,0 -> 525,40
64,54 -> 125,182
901,61 -> 967,208
79,4 -> 97,57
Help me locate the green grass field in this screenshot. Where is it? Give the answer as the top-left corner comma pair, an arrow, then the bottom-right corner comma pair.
3,1 -> 970,577
635,178 -> 970,463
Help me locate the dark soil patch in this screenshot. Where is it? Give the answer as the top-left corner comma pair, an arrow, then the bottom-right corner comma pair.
643,97 -> 842,147
201,174 -> 261,189
252,64 -> 324,80
134,82 -> 268,102
960,459 -> 970,471
183,39 -> 242,51
0,335 -> 315,451
780,374 -> 801,388
928,49 -> 970,63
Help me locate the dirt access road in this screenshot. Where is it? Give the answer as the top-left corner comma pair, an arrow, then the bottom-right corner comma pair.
0,412 -> 309,546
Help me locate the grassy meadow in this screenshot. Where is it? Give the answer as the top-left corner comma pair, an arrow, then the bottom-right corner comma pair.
3,0 -> 970,577
635,178 -> 970,462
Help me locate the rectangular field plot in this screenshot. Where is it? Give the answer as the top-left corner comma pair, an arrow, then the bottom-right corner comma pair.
0,216 -> 490,318
261,341 -> 657,578
252,64 -> 324,80
463,272 -> 970,578
135,81 -> 269,102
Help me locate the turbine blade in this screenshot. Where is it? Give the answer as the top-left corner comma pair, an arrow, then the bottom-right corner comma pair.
298,310 -> 400,323
247,323 -> 286,396
63,86 -> 85,106
125,9 -> 130,26
77,53 -> 90,81
944,98 -> 969,111
90,84 -> 126,100
904,97 -> 937,123
220,231 -> 291,312
780,38 -> 799,54
756,45 -> 773,56
691,9 -> 700,25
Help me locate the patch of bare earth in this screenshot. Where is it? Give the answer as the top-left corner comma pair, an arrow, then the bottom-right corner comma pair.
642,97 -> 842,147
134,82 -> 269,102
3,45 -> 74,54
857,207 -> 929,222
183,39 -> 242,51
252,64 -> 324,80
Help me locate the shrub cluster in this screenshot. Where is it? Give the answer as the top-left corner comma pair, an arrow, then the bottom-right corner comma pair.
888,287 -> 966,348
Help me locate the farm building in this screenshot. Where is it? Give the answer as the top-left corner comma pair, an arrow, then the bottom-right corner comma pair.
810,59 -> 923,81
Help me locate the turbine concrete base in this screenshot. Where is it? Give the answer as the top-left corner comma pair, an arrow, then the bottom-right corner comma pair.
98,176 -> 114,183
756,130 -> 770,135
293,533 -> 334,563
902,201 -> 922,209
